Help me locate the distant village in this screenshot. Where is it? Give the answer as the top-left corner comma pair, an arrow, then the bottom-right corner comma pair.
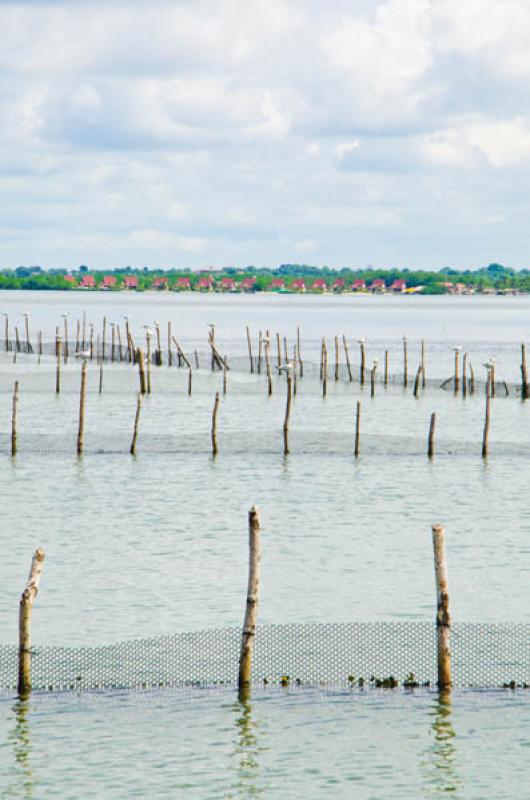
0,263 -> 526,294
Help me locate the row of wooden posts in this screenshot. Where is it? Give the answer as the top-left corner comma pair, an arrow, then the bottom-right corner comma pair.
4,352 -> 500,459
3,310 -> 529,397
15,512 -> 451,696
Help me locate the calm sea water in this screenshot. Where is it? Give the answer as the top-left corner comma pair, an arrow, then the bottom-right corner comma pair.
0,291 -> 528,798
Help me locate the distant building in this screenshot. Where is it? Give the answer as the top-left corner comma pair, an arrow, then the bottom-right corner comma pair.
351,279 -> 366,291
220,277 -> 236,291
102,275 -> 117,289
389,279 -> 406,293
240,277 -> 257,291
270,278 -> 285,290
197,276 -> 214,291
152,276 -> 169,289
331,279 -> 345,292
123,276 -> 139,289
312,279 -> 327,292
291,278 -> 306,292
80,275 -> 96,288
64,275 -> 77,285
368,279 -> 386,292
175,277 -> 191,290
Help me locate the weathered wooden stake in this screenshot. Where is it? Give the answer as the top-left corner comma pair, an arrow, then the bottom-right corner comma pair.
146,332 -> 152,394
482,373 -> 491,458
3,313 -> 8,351
469,362 -> 475,394
257,331 -> 263,375
454,349 -> 460,393
431,524 -> 451,690
38,331 -> 42,363
195,349 -> 199,369
462,353 -> 468,398
354,400 -> 361,457
276,332 -> 281,369
89,325 -> 94,360
76,319 -> 80,354
421,340 -> 426,388
11,381 -> 19,456
223,356 -> 228,396
246,326 -> 254,374
490,363 -> 496,398
15,326 -> 21,353
63,315 -> 69,360
137,348 -> 147,394
168,321 -> 172,367
384,350 -> 389,386
111,323 -> 116,362
283,367 -> 292,455
77,360 -> 87,455
55,337 -> 62,394
297,326 -> 303,378
413,365 -> 423,398
342,335 -> 353,382
155,323 -> 162,366
24,314 -> 31,353
359,340 -> 365,385
99,356 -> 103,395
322,341 -> 328,398
102,316 -> 106,362
370,360 -> 378,397
428,412 -> 436,458
265,336 -> 272,396
18,549 -> 45,697
82,312 -> 86,353
238,506 -> 261,690
402,336 -> 408,387
188,367 -> 192,396
130,393 -> 142,455
292,345 -> 298,396
521,344 -> 528,400
211,391 -> 220,456
334,336 -> 339,381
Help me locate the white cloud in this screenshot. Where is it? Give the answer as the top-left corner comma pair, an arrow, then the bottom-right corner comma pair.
293,239 -> 318,253
422,117 -> 530,169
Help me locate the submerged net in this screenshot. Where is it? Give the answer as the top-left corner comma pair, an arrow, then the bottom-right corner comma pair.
0,621 -> 527,691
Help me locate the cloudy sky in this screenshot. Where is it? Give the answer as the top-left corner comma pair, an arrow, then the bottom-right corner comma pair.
1,0 -> 530,270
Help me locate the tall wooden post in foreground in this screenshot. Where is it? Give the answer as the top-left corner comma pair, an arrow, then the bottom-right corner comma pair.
211,391 -> 220,456
137,348 -> 147,395
130,393 -> 142,455
354,400 -> 361,457
342,335 -> 352,382
431,524 -> 451,690
238,506 -> 261,691
283,366 -> 293,455
77,360 -> 88,455
402,336 -> 408,387
55,337 -> 62,394
18,549 -> 45,697
246,326 -> 254,374
11,381 -> 19,456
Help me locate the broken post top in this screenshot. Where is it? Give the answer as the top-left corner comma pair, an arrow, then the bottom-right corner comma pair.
21,548 -> 45,602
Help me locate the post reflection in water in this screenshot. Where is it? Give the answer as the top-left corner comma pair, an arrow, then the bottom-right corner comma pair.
422,689 -> 460,797
231,689 -> 266,798
7,697 -> 35,799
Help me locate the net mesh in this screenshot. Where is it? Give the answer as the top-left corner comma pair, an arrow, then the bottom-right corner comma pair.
0,621 -> 527,691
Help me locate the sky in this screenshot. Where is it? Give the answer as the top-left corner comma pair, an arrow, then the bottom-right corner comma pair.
1,0 -> 530,271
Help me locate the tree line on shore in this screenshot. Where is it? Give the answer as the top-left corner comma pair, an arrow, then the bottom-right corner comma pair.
0,262 -> 527,293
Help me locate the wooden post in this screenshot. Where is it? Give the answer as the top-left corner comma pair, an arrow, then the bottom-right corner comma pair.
223,356 -> 228,396
292,345 -> 298,396
168,321 -> 172,367
89,325 -> 94,360
521,344 -> 528,400
319,337 -> 324,381
431,524 -> 451,690
238,506 -> 261,690
490,363 -> 496,398
342,335 -> 353,381
63,315 -> 69,360
76,319 -> 80,354
384,350 -> 389,386
188,367 -> 192,396
11,381 -> 19,456
421,340 -> 426,388
3,313 -> 8,351
334,335 -> 339,381
402,336 -> 408,387
24,314 -> 31,353
482,373 -> 491,458
246,326 -> 254,374
125,318 -> 132,362
211,391 -> 220,456
462,353 -> 468,398
354,401 -> 361,457
469,362 -> 475,394
276,332 -> 281,369
15,326 -> 21,353
413,365 -> 423,398
111,323 -> 116,362
82,311 -> 86,353
454,349 -> 460,393
55,337 -> 62,394
155,323 -> 162,366
195,349 -> 199,369
146,332 -> 152,394
370,360 -> 378,397
137,348 -> 147,394
428,412 -> 436,459
322,341 -> 328,398
265,336 -> 272,396
359,341 -> 365,385
117,324 -> 123,361
38,331 -> 42,363
297,326 -> 303,378
130,393 -> 142,455
283,336 -> 288,364
283,367 -> 292,455
77,360 -> 88,455
18,548 -> 45,696
102,316 -> 106,362
257,331 -> 262,375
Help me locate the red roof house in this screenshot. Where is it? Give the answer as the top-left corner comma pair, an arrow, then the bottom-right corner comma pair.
312,279 -> 328,292
175,277 -> 191,290
64,274 -> 77,285
389,279 -> 407,293
352,279 -> 366,291
270,278 -> 285,290
123,276 -> 138,289
152,276 -> 169,289
220,277 -> 236,291
102,275 -> 117,288
240,277 -> 256,291
291,278 -> 306,292
80,275 -> 96,288
332,279 -> 345,292
197,276 -> 214,290
368,279 -> 386,292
